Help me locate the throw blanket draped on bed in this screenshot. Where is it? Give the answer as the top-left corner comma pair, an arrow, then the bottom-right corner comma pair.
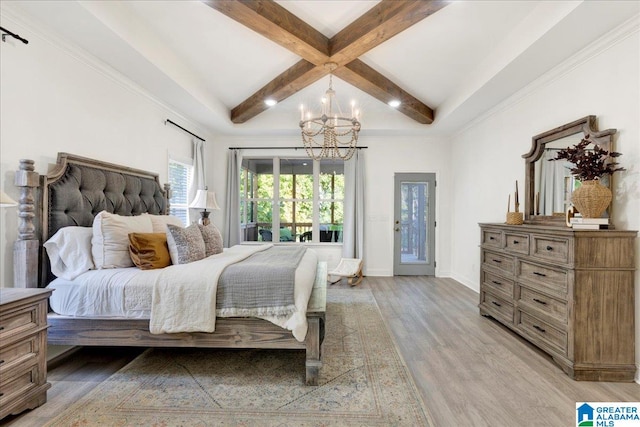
216,246 -> 307,318
149,244 -> 271,334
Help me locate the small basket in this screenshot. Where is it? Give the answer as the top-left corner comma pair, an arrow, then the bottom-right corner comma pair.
506,212 -> 524,225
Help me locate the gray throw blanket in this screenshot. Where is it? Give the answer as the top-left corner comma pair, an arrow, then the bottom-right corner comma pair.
216,246 -> 307,318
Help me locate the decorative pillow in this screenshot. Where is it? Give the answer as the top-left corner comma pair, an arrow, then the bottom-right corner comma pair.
128,233 -> 172,270
198,223 -> 224,256
92,211 -> 153,269
166,224 -> 206,265
144,213 -> 184,233
43,226 -> 94,280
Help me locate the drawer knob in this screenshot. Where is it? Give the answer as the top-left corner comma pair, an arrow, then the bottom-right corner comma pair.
546,246 -> 553,251
492,301 -> 502,307
0,359 -> 4,364
492,259 -> 502,264
489,237 -> 495,240
513,240 -> 519,244
533,272 -> 547,277
491,280 -> 502,286
533,298 -> 548,306
533,325 -> 546,333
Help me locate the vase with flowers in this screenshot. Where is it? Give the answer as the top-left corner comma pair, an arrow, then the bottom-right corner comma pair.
550,136 -> 625,218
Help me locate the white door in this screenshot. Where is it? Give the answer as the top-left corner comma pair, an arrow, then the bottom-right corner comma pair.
393,173 -> 436,275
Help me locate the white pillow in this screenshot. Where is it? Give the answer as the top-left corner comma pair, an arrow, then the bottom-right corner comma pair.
43,226 -> 94,280
92,211 -> 153,268
144,213 -> 184,233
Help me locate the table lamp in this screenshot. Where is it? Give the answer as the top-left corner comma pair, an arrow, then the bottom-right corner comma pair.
189,189 -> 220,226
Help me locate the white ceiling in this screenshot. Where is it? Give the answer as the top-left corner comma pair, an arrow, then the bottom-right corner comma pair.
3,0 -> 638,138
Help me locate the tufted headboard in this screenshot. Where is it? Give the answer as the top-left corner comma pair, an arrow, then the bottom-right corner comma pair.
19,153 -> 170,287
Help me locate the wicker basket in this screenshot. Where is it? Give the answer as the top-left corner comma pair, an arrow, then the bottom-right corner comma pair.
506,211 -> 524,225
571,180 -> 612,218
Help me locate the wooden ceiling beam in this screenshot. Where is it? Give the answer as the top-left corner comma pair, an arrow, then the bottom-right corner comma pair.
334,59 -> 434,124
329,0 -> 448,64
230,60 -> 328,124
205,0 -> 447,125
203,0 -> 330,65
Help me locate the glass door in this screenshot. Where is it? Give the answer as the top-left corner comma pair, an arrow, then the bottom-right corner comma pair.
393,173 -> 436,275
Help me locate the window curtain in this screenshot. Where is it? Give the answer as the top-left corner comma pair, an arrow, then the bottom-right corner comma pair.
224,149 -> 242,247
188,138 -> 206,205
539,150 -> 571,215
342,150 -> 365,259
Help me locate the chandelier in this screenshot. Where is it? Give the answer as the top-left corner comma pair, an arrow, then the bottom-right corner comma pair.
299,63 -> 361,160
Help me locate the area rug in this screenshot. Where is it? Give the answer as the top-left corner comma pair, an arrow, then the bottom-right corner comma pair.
47,289 -> 434,426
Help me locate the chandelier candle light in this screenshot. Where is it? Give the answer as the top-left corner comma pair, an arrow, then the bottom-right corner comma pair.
300,63 -> 361,160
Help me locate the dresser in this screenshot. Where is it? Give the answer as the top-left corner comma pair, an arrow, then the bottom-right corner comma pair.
479,223 -> 637,381
0,288 -> 53,419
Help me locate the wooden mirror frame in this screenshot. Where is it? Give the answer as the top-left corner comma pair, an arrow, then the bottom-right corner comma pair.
522,115 -> 616,224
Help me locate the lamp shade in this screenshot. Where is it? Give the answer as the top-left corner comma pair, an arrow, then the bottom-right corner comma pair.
189,190 -> 220,210
0,190 -> 18,208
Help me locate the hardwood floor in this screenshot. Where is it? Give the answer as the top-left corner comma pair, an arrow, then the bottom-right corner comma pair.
4,276 -> 639,426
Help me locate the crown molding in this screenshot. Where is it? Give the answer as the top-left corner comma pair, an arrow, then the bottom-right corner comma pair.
454,14 -> 640,137
0,5 -> 212,141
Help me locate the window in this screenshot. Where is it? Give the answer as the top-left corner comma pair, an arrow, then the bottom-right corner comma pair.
168,157 -> 193,225
240,157 -> 344,243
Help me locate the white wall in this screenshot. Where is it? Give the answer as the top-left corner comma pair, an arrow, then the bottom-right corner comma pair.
210,134 -> 452,277
0,14 -> 211,288
449,20 -> 640,379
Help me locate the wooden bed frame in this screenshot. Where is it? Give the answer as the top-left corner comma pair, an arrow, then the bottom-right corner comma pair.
13,153 -> 325,385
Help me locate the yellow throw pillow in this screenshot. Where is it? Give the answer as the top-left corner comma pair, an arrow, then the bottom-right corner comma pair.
128,233 -> 172,270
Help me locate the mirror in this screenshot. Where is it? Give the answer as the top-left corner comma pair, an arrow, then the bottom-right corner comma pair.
522,115 -> 616,223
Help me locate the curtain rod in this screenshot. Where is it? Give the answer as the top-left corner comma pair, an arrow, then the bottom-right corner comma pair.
0,26 -> 29,44
228,146 -> 368,150
165,119 -> 205,142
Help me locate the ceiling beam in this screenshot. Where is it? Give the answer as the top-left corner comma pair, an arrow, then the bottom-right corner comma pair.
334,59 -> 434,124
230,60 -> 328,124
204,0 -> 447,124
203,0 -> 329,65
329,0 -> 449,64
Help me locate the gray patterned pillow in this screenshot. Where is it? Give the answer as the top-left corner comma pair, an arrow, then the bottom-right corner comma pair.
166,224 -> 206,265
198,224 -> 224,256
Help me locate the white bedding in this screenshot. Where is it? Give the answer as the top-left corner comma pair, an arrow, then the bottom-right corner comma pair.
47,245 -> 318,341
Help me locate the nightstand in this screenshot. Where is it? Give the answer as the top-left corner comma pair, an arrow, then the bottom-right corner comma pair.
0,288 -> 53,419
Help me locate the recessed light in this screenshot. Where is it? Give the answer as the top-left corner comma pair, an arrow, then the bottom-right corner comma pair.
264,99 -> 277,107
388,100 -> 401,108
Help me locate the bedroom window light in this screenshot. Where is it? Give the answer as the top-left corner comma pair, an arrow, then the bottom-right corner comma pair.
240,157 -> 344,243
168,157 -> 193,225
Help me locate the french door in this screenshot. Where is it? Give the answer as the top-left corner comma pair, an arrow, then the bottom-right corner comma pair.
393,173 -> 436,276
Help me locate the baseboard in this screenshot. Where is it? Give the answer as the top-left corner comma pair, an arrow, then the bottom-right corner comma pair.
450,272 -> 478,293
364,269 -> 392,277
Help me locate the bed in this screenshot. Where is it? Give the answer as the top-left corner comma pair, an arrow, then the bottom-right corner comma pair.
13,153 -> 326,385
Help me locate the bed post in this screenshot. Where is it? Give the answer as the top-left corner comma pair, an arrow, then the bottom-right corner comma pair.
14,159 -> 40,288
163,183 -> 171,215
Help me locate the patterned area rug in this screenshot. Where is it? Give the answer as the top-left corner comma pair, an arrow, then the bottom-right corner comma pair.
47,289 -> 433,426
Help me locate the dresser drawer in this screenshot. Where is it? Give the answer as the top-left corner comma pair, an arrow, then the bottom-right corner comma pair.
482,229 -> 502,249
531,235 -> 570,265
0,305 -> 40,340
482,270 -> 514,298
518,285 -> 568,324
482,250 -> 515,277
0,364 -> 40,410
517,311 -> 567,355
518,260 -> 568,295
504,232 -> 529,255
0,335 -> 39,375
480,290 -> 514,324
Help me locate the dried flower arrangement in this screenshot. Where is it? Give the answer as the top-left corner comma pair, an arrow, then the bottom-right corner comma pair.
550,136 -> 625,181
